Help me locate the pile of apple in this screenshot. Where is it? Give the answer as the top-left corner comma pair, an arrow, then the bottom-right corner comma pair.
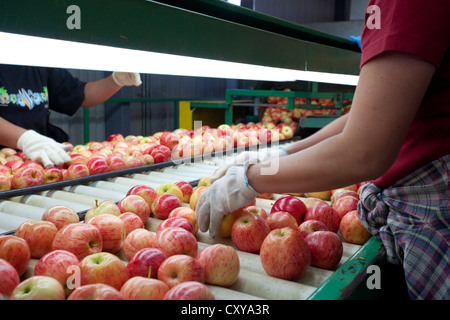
0,180 -> 241,300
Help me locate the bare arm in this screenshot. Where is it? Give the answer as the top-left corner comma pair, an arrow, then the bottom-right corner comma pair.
81,74 -> 122,107
248,52 -> 436,194
0,117 -> 27,148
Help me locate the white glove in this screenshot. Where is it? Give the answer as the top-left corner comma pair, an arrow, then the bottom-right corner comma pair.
17,130 -> 72,168
196,165 -> 258,238
112,72 -> 142,86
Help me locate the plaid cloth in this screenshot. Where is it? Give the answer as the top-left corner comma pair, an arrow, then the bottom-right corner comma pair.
358,155 -> 450,300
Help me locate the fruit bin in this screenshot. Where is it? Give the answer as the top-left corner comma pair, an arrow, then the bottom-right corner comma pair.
0,140 -> 393,300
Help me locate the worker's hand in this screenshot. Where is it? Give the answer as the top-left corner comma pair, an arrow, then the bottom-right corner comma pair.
17,130 -> 72,168
112,72 -> 142,87
196,165 -> 258,238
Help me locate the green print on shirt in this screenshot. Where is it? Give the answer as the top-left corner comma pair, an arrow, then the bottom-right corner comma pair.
0,86 -> 48,109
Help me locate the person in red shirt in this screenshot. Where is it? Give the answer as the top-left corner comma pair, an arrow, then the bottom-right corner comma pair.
196,0 -> 450,299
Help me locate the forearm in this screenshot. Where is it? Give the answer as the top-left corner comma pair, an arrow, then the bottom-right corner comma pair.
81,75 -> 122,107
0,117 -> 27,149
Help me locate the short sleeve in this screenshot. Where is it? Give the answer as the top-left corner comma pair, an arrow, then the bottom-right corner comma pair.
46,68 -> 86,116
361,0 -> 450,68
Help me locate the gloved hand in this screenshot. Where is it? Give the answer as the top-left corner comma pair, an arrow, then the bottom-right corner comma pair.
17,130 -> 72,168
112,72 -> 142,86
196,165 -> 258,238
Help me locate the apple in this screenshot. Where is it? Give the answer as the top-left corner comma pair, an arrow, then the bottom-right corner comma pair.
51,223 -> 102,260
243,205 -> 267,220
231,212 -> 270,254
196,244 -> 240,287
306,191 -> 332,201
65,163 -> 90,179
156,217 -> 195,236
302,197 -> 328,209
120,277 -> 169,300
163,281 -> 214,300
156,183 -> 184,202
331,184 -> 358,195
106,152 -> 126,171
126,185 -> 158,207
168,207 -> 198,235
0,235 -> 30,276
84,199 -> 121,222
330,188 -> 360,206
197,176 -> 212,188
107,133 -> 125,143
67,283 -> 124,300
298,220 -> 329,238
151,194 -> 182,220
332,195 -> 359,220
79,252 -> 129,290
0,258 -> 20,297
41,205 -> 80,229
5,159 -> 24,172
174,181 -> 193,203
10,166 -> 44,189
157,254 -> 204,288
156,226 -> 198,258
159,131 -> 179,151
0,172 -> 12,191
43,166 -> 63,184
256,192 -> 273,200
14,220 -> 58,259
33,249 -> 80,296
304,203 -> 341,233
68,153 -> 88,167
190,186 -> 207,210
119,212 -> 144,236
123,228 -> 157,261
304,231 -> 343,270
218,208 -> 243,238
10,276 -> 65,300
260,227 -> 311,280
87,214 -> 126,253
19,160 -> 43,170
270,195 -> 307,225
281,125 -> 294,139
126,247 -> 167,279
339,210 -> 372,245
118,195 -> 151,224
266,211 -> 298,230
86,156 -> 110,175
123,154 -> 143,168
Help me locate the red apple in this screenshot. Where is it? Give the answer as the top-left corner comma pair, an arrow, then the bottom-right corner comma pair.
156,226 -> 198,258
255,192 -> 273,200
123,154 -> 143,168
122,228 -> 157,261
106,152 -> 126,171
196,244 -> 240,287
15,220 -> 58,259
43,166 -> 63,184
0,172 -> 12,191
51,223 -> 102,260
107,133 -> 125,143
79,252 -> 129,291
302,197 -> 328,209
243,205 -> 268,220
330,188 -> 360,206
156,183 -> 184,202
304,203 -> 341,233
86,156 -> 110,175
33,249 -> 80,296
157,254 -> 204,288
270,195 -> 307,225
68,153 -> 88,167
174,181 -> 193,203
120,277 -> 169,300
168,207 -> 198,235
304,231 -> 343,270
156,217 -> 195,236
118,195 -> 151,224
266,211 -> 298,230
11,166 -> 44,189
189,186 -> 207,210
119,212 -> 144,236
163,281 -> 214,300
126,247 -> 167,279
65,163 -> 90,179
10,276 -> 65,300
339,210 -> 372,245
41,205 -> 80,229
85,199 -> 121,222
67,283 -> 124,300
151,194 -> 182,220
332,195 -> 359,220
19,160 -> 43,170
87,214 -> 126,253
159,131 -> 179,151
126,185 -> 158,207
260,227 -> 311,280
298,220 -> 329,238
0,235 -> 30,276
0,258 -> 20,297
231,212 -> 270,254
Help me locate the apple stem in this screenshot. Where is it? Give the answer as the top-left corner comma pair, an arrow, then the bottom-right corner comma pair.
148,266 -> 152,278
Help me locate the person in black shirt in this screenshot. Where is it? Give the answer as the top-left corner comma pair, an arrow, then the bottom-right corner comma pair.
0,64 -> 141,168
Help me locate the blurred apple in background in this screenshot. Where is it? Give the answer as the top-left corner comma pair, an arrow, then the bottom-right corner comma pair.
10,276 -> 65,300
41,205 -> 80,230
0,172 -> 12,191
151,194 -> 182,220
86,156 -> 110,175
157,254 -> 204,289
84,199 -> 121,222
260,227 -> 311,280
304,203 -> 341,233
339,210 -> 372,245
163,281 -> 214,300
43,166 -> 63,184
120,277 -> 169,300
87,214 -> 126,253
0,258 -> 20,297
122,228 -> 157,261
197,176 -> 212,188
126,247 -> 166,279
119,212 -> 144,236
106,152 -> 126,171
302,197 -> 328,209
118,194 -> 151,224
0,235 -> 30,276
14,220 -> 58,259
231,212 -> 270,254
156,226 -> 198,258
305,190 -> 332,201
51,223 -> 102,260
67,283 -> 124,300
304,230 -> 343,270
65,163 -> 90,180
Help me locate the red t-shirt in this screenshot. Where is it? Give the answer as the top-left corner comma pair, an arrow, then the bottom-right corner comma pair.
360,0 -> 450,187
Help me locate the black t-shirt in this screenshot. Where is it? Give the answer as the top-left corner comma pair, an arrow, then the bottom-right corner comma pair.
0,64 -> 86,142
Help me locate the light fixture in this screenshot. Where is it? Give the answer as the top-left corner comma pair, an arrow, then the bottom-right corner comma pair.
0,31 -> 359,86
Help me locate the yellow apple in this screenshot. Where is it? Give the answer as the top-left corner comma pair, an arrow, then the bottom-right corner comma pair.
156,183 -> 183,202
218,208 -> 243,238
